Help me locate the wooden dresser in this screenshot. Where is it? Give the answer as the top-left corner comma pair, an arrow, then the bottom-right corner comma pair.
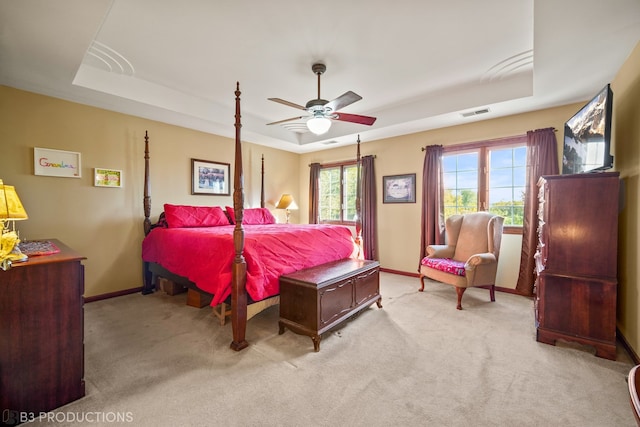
535,173 -> 619,360
279,258 -> 381,351
0,239 -> 85,424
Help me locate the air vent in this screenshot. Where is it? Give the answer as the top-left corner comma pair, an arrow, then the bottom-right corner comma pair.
322,140 -> 339,145
281,123 -> 308,134
461,108 -> 490,118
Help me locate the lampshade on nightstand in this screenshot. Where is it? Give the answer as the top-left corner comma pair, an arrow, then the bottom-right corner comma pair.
275,194 -> 298,224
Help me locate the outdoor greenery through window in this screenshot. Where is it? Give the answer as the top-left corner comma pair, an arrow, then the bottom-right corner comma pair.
443,137 -> 527,226
318,162 -> 358,224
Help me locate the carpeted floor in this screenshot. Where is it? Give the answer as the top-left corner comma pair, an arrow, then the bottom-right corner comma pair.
29,273 -> 636,426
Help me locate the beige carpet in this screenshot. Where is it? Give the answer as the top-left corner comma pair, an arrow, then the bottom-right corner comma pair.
31,273 -> 636,426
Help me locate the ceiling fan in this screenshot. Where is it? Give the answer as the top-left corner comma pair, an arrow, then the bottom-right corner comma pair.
267,63 -> 377,135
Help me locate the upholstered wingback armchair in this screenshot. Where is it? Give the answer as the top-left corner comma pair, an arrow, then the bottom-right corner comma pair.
419,212 -> 504,310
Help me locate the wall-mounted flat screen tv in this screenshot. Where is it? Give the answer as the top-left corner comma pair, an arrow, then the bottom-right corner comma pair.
562,84 -> 614,174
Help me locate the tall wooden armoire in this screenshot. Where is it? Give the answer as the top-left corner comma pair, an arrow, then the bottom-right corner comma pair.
535,172 -> 620,360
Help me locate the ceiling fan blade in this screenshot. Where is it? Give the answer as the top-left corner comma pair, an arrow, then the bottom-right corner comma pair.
324,91 -> 362,113
267,116 -> 306,126
333,112 -> 377,126
268,98 -> 306,111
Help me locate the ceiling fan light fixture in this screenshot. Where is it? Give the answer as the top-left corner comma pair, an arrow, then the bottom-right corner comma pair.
307,115 -> 332,135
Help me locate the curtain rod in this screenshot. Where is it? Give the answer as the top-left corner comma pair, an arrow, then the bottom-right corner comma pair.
309,154 -> 376,167
420,128 -> 558,151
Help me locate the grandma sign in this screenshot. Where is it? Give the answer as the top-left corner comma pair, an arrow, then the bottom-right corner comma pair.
34,147 -> 81,178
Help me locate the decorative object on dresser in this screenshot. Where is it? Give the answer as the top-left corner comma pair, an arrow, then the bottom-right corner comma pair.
419,211 -> 504,310
0,240 -> 85,418
278,258 -> 381,352
535,172 -> 619,360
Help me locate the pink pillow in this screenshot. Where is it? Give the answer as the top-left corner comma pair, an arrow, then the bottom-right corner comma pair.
225,206 -> 276,225
163,204 -> 231,228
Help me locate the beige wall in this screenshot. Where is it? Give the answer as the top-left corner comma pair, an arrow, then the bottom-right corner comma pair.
612,42 -> 640,357
3,39 -> 640,356
0,86 -> 298,298
298,103 -> 582,288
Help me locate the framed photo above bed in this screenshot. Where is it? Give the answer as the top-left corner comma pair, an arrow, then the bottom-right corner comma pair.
191,158 -> 230,195
383,173 -> 416,203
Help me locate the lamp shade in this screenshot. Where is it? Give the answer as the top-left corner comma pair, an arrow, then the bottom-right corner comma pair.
0,180 -> 28,221
307,116 -> 332,135
275,194 -> 298,210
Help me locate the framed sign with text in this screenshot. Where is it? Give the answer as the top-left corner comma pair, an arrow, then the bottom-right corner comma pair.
34,147 -> 81,178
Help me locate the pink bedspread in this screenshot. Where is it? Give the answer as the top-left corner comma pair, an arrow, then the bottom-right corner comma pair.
142,224 -> 357,305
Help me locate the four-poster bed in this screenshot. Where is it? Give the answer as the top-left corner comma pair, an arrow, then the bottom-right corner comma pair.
141,83 -> 366,351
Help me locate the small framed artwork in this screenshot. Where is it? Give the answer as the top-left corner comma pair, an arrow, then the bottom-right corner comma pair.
34,147 -> 81,178
383,173 -> 416,203
94,168 -> 123,188
191,158 -> 230,195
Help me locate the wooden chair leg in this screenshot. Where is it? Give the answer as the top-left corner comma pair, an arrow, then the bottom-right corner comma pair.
419,275 -> 426,292
455,287 -> 466,310
489,284 -> 496,302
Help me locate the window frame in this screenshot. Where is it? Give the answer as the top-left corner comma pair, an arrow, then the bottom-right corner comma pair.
317,159 -> 358,226
443,135 -> 527,235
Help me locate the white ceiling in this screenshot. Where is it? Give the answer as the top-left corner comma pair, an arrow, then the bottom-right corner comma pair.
1,0 -> 640,154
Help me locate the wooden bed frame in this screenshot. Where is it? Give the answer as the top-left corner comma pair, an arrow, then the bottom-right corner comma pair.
142,83 -> 362,351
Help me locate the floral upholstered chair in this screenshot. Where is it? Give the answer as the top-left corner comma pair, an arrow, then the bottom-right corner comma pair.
419,212 -> 504,310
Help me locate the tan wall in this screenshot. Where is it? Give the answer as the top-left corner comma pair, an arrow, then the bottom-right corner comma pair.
3,38 -> 640,357
612,41 -> 640,357
0,86 -> 299,298
299,103 -> 582,288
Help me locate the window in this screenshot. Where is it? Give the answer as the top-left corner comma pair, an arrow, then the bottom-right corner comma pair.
318,161 -> 358,224
443,136 -> 527,228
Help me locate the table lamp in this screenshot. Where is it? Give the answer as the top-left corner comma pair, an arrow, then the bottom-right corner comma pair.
275,194 -> 298,224
0,179 -> 29,270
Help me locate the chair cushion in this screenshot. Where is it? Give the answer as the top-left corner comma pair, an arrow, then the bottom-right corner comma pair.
421,257 -> 466,276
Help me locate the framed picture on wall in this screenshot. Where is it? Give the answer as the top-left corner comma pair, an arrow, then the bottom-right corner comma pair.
34,147 -> 81,178
383,173 -> 416,203
191,158 -> 231,195
94,168 -> 123,188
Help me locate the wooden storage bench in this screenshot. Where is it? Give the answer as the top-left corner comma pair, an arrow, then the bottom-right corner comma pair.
278,258 -> 382,351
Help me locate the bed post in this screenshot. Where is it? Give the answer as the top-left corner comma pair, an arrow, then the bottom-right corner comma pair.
261,154 -> 265,208
143,130 -> 151,236
354,135 -> 363,259
141,130 -> 155,295
230,82 -> 249,351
